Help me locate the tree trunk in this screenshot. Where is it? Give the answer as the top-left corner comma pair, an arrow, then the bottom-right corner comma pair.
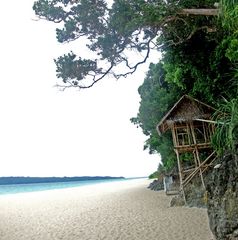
179,9 -> 219,16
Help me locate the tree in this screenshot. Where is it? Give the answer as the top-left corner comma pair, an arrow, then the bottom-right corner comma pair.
132,0 -> 237,170
211,0 -> 238,155
131,62 -> 182,170
33,0 -> 219,89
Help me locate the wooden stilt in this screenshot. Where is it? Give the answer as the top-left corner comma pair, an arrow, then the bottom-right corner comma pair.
156,95 -> 217,205
175,149 -> 187,204
186,123 -> 191,145
195,147 -> 206,189
193,149 -> 198,167
171,124 -> 178,147
183,151 -> 216,187
190,122 -> 206,189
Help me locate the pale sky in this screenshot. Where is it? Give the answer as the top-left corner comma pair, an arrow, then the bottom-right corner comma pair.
0,0 -> 161,178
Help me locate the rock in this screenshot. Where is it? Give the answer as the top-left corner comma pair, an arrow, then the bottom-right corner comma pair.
184,176 -> 208,208
168,174 -> 208,208
148,179 -> 164,191
206,152 -> 238,240
170,195 -> 185,207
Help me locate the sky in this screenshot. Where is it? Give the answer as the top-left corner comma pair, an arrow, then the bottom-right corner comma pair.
0,0 -> 161,178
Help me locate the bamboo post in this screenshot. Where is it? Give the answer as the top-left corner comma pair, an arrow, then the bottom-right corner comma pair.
175,126 -> 179,146
194,147 -> 206,189
183,151 -> 216,187
190,122 -> 206,189
203,122 -> 207,143
171,124 -> 178,147
175,149 -> 187,204
186,123 -> 191,145
193,149 -> 198,167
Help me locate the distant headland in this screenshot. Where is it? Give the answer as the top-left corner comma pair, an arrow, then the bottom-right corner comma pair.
0,176 -> 125,185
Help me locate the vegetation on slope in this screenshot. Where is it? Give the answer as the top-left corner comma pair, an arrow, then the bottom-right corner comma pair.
132,0 -> 238,171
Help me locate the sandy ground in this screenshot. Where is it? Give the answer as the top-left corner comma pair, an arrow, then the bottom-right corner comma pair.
0,179 -> 214,240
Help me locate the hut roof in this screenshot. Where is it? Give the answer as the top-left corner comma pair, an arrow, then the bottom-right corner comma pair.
157,95 -> 215,135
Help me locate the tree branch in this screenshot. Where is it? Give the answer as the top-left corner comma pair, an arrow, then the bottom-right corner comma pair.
114,38 -> 153,79
55,63 -> 114,90
179,8 -> 219,16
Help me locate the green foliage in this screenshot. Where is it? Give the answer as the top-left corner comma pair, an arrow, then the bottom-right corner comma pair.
212,97 -> 238,155
33,0 -> 238,169
149,163 -> 167,179
33,0 -> 221,89
131,62 -> 183,170
134,0 -> 238,171
55,52 -> 98,84
211,0 -> 238,155
162,29 -> 236,106
180,152 -> 194,162
33,0 -> 67,22
217,1 -> 238,65
148,171 -> 159,179
220,0 -> 238,32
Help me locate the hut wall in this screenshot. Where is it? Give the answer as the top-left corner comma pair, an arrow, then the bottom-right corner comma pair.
173,121 -> 213,149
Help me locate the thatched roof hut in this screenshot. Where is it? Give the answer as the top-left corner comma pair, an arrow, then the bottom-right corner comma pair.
156,95 -> 217,202
157,95 -> 215,135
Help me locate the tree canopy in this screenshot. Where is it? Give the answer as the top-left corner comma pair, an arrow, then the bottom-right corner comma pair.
33,0 -> 219,89
132,0 -> 238,171
33,0 -> 238,172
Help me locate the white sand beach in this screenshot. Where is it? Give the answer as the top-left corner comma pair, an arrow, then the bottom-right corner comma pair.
0,179 -> 213,240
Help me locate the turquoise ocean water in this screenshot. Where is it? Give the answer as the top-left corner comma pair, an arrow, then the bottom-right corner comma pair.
0,178 -> 131,196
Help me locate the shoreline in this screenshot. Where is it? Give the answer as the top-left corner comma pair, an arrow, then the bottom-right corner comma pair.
0,177 -> 147,196
0,179 -> 213,240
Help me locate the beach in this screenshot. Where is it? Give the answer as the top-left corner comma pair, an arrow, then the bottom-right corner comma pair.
0,179 -> 213,240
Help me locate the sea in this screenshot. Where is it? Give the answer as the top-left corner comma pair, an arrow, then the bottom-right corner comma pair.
0,178 -> 141,196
